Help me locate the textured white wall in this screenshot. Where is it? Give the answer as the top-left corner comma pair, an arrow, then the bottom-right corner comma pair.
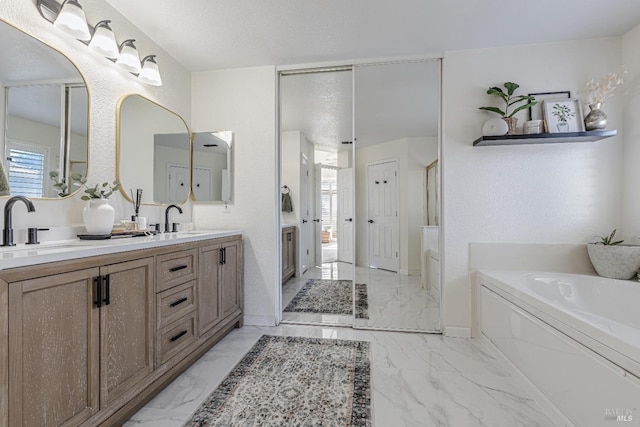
442,38 -> 624,333
191,66 -> 278,326
0,0 -> 191,230
622,24 -> 640,242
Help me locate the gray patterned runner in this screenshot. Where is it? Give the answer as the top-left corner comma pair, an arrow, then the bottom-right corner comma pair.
284,279 -> 369,319
183,335 -> 372,426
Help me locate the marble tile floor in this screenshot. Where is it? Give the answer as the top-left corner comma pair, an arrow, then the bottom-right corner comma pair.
282,263 -> 441,331
124,324 -> 560,427
353,266 -> 441,331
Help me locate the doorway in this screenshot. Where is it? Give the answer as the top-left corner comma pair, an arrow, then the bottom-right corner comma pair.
366,159 -> 399,272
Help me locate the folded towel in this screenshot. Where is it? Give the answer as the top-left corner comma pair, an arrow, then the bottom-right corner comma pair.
0,162 -> 9,196
282,192 -> 293,212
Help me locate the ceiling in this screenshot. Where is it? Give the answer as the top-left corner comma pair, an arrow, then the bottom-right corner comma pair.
105,0 -> 640,72
102,0 -> 640,151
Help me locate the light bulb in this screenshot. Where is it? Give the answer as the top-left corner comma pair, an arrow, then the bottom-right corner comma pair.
53,0 -> 91,41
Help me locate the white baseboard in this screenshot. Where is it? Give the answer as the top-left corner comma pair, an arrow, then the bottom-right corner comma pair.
243,315 -> 276,326
443,326 -> 471,338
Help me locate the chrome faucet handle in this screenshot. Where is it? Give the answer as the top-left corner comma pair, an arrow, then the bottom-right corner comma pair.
26,228 -> 49,245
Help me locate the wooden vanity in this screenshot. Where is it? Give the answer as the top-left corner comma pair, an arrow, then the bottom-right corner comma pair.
0,231 -> 243,427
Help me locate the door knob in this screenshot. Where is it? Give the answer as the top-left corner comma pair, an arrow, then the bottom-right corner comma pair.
313,219 -> 320,222
368,219 -> 374,223
345,218 -> 353,222
302,219 -> 308,223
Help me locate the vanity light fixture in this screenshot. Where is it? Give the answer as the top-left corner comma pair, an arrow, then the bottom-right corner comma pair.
53,0 -> 91,41
37,0 -> 162,86
88,20 -> 119,59
138,55 -> 162,86
115,39 -> 141,74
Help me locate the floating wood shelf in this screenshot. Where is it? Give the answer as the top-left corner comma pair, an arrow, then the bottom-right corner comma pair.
473,130 -> 617,146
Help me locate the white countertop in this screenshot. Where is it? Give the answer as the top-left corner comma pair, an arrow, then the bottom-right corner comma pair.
0,230 -> 242,271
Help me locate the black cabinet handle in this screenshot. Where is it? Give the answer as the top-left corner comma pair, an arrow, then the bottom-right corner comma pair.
169,265 -> 188,272
95,276 -> 102,308
223,247 -> 226,264
170,330 -> 188,342
104,274 -> 110,306
219,248 -> 224,265
170,297 -> 188,307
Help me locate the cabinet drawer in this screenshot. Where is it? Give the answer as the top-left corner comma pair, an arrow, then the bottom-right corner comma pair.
158,280 -> 196,328
156,249 -> 197,291
157,313 -> 197,366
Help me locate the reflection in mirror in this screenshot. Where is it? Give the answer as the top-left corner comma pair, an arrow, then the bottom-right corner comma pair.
1,20 -> 88,198
118,95 -> 190,205
353,60 -> 441,332
192,131 -> 233,202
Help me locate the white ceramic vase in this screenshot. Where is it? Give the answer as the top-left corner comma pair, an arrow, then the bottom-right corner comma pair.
83,198 -> 115,235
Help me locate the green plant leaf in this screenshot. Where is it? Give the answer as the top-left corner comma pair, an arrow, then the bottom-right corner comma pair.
507,101 -> 537,117
478,106 -> 506,116
504,82 -> 519,96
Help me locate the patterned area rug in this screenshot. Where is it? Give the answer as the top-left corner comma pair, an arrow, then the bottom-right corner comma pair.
284,279 -> 369,319
183,335 -> 372,426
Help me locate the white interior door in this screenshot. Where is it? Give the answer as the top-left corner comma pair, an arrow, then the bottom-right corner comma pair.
168,164 -> 189,202
300,155 -> 313,274
192,167 -> 212,201
367,160 -> 398,272
337,167 -> 354,263
314,164 -> 322,266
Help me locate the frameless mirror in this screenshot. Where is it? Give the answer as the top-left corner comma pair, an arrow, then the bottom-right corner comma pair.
117,95 -> 190,204
192,131 -> 233,202
1,20 -> 89,198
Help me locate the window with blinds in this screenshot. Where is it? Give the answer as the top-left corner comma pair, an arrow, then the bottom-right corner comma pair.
8,148 -> 46,198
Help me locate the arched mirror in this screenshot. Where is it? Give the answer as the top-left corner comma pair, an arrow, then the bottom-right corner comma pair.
1,20 -> 89,198
117,95 -> 190,204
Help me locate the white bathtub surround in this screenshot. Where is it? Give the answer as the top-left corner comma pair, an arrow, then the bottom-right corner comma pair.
586,243 -> 640,279
479,270 -> 640,426
125,324 -> 560,427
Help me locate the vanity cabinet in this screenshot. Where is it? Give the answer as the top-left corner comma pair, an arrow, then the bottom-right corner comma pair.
0,233 -> 243,427
6,257 -> 154,427
282,226 -> 296,284
198,237 -> 243,340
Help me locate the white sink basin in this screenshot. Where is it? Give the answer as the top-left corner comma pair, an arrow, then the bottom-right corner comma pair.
587,243 -> 640,280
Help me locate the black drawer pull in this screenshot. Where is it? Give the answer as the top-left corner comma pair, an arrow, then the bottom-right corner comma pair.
95,276 -> 102,308
170,330 -> 188,342
169,265 -> 188,272
104,274 -> 110,306
169,297 -> 188,307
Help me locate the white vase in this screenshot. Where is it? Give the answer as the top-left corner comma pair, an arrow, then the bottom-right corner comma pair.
83,199 -> 115,235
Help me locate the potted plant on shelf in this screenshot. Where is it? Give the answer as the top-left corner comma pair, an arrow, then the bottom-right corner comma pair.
551,104 -> 575,132
479,82 -> 537,135
584,71 -> 625,130
81,181 -> 121,235
586,229 -> 640,280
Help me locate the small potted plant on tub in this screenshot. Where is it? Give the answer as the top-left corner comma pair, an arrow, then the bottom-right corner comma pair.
587,229 -> 640,280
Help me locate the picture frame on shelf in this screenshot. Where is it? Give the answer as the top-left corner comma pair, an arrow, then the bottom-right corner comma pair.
542,98 -> 585,134
528,91 -> 571,121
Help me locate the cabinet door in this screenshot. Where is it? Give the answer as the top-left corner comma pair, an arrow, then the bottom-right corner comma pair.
99,257 -> 154,409
9,267 -> 100,427
220,239 -> 242,319
198,243 -> 220,336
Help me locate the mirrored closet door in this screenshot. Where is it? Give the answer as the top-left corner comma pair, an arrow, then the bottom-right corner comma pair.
279,67 -> 355,326
278,59 -> 441,332
353,60 -> 441,331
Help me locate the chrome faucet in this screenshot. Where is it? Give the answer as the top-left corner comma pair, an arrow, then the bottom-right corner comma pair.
164,204 -> 183,232
2,196 -> 35,246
